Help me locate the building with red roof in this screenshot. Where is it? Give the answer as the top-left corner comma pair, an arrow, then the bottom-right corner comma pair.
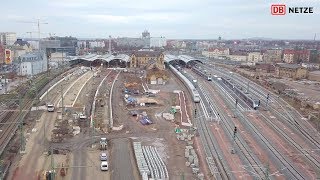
283,49 -> 310,63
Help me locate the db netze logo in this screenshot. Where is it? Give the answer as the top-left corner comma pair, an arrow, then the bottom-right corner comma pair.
271,4 -> 286,15
271,4 -> 314,15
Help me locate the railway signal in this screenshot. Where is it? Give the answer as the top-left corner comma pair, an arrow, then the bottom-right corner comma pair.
231,126 -> 238,154
266,93 -> 270,108
233,126 -> 238,138
235,98 -> 238,109
194,109 -> 197,116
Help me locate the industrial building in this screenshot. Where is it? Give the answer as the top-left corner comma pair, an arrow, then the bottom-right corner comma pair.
275,63 -> 308,80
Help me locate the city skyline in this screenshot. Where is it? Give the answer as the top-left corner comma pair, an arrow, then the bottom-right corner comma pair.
1,0 -> 320,40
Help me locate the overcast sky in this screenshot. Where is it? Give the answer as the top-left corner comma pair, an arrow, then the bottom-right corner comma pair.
1,0 -> 319,39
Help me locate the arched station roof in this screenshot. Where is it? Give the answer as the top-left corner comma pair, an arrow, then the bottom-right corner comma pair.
67,53 -> 202,64
68,53 -> 130,62
164,54 -> 203,63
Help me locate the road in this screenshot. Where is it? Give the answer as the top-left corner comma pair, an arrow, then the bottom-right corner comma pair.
110,138 -> 138,180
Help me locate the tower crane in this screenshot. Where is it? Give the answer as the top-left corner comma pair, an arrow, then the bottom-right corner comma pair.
17,19 -> 48,49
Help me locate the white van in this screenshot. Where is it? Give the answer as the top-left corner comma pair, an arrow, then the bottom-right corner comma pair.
100,161 -> 108,171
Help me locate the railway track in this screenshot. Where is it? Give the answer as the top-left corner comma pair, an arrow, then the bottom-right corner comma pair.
0,67 -> 83,157
204,73 -> 308,179
219,68 -> 319,148
168,65 -> 227,179
91,69 -> 114,130
198,81 -> 266,178
190,64 -> 311,178
259,112 -> 320,168
225,74 -> 320,170
269,101 -> 320,148
0,98 -> 33,156
194,102 -> 231,180
203,65 -> 320,161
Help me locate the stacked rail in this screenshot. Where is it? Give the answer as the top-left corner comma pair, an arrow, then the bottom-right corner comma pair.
142,146 -> 169,179
133,141 -> 169,180
133,142 -> 150,178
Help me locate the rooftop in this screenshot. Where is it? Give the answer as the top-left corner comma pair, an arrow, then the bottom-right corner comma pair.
14,39 -> 30,47
283,49 -> 309,55
208,47 -> 229,51
132,51 -> 162,57
277,63 -> 302,69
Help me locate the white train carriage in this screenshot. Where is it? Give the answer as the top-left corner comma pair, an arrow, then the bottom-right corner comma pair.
169,65 -> 200,103
221,77 -> 260,109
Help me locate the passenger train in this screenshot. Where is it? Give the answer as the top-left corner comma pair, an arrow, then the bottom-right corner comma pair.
221,77 -> 260,109
192,67 -> 212,81
169,65 -> 200,103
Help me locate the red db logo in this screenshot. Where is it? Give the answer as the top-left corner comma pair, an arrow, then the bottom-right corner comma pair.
271,4 -> 286,15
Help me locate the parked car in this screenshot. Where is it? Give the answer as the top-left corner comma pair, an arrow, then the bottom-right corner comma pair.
100,161 -> 108,171
79,113 -> 87,119
100,152 -> 107,161
47,103 -> 55,112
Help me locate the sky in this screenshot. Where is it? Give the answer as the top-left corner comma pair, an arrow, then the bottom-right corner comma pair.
1,0 -> 320,39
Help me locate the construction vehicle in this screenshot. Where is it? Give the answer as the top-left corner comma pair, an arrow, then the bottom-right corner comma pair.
100,138 -> 108,150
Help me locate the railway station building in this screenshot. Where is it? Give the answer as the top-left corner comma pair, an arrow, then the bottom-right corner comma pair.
129,50 -> 167,84
129,51 -> 165,70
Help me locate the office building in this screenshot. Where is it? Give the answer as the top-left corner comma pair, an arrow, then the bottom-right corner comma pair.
0,32 -> 17,46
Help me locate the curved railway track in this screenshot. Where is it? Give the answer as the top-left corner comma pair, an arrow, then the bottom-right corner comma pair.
91,69 -> 114,129
0,67 -> 79,157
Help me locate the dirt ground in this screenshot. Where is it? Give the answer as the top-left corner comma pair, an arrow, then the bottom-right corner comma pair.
6,67 -> 100,180
6,67 -> 201,180
110,71 -> 198,179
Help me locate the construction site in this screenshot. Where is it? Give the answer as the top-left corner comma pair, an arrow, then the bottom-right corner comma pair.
0,52 -> 319,180
0,60 -> 203,180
